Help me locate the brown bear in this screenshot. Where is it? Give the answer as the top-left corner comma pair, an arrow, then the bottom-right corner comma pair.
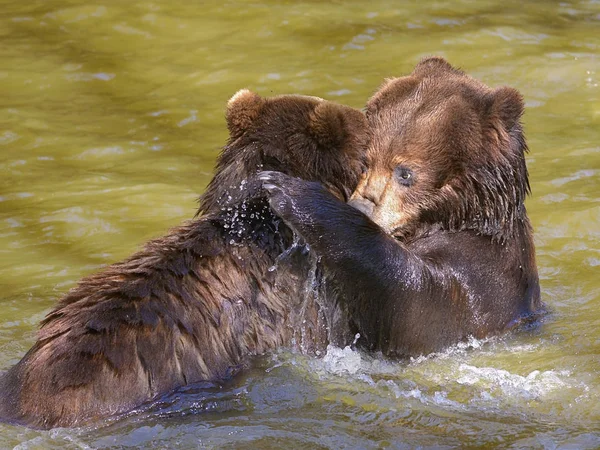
0,91 -> 368,429
260,57 -> 542,358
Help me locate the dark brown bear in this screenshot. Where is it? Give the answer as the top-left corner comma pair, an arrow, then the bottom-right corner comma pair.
0,91 -> 368,429
260,57 -> 542,358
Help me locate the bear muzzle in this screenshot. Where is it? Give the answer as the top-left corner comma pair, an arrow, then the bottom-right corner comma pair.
348,197 -> 375,218
349,195 -> 411,235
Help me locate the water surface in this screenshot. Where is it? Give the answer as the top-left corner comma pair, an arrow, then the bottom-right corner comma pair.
1,0 -> 599,448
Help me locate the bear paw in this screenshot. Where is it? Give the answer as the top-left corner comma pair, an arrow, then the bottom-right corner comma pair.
258,171 -> 326,228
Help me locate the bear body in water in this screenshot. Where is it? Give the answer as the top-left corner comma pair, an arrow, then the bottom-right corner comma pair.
261,57 -> 542,358
0,91 -> 368,429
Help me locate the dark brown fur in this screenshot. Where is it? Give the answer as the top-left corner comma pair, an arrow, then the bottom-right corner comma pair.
0,91 -> 368,429
199,89 -> 367,213
260,57 -> 542,358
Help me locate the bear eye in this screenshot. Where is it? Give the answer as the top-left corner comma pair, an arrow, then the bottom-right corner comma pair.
394,166 -> 414,187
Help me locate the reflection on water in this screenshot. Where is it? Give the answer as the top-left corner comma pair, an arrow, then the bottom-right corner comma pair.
1,0 -> 599,448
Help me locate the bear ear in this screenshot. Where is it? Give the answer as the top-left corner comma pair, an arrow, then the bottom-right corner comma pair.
308,101 -> 359,150
365,77 -> 397,117
488,86 -> 524,131
413,56 -> 459,77
226,89 -> 264,138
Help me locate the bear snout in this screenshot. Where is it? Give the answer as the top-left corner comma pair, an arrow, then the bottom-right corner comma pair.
348,197 -> 375,218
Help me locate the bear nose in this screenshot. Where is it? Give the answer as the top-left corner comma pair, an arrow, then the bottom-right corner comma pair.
348,198 -> 375,218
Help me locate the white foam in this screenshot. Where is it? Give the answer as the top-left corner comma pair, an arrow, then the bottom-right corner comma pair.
456,364 -> 569,400
321,344 -> 364,376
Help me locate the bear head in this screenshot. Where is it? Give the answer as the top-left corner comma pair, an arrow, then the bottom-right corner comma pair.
199,90 -> 369,214
350,56 -> 530,242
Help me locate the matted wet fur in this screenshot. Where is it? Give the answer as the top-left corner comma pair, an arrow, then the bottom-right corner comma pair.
0,91 -> 368,429
260,57 -> 542,358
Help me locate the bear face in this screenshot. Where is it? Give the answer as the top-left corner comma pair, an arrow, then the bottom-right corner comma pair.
199,89 -> 369,214
350,57 -> 529,242
260,57 -> 542,358
0,93 -> 368,429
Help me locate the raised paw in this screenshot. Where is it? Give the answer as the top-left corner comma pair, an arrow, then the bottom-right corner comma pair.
258,171 -> 305,221
259,170 -> 360,250
259,170 -> 337,229
258,170 -> 293,195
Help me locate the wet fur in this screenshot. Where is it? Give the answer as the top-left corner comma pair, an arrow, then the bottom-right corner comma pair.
0,92 -> 368,429
261,57 -> 542,358
200,91 -> 368,213
362,57 -> 530,242
0,216 -> 299,427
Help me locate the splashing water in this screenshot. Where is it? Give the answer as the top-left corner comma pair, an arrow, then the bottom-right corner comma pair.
273,333 -> 591,427
456,364 -> 569,400
320,334 -> 363,375
267,233 -> 303,272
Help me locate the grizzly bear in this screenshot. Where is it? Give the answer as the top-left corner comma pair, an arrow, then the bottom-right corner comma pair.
0,91 -> 368,429
260,57 -> 542,358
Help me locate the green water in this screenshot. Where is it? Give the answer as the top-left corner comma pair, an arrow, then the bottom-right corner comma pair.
1,0 -> 599,448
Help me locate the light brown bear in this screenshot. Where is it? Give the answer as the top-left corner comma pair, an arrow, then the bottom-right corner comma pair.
260,57 -> 543,358
0,91 -> 368,429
